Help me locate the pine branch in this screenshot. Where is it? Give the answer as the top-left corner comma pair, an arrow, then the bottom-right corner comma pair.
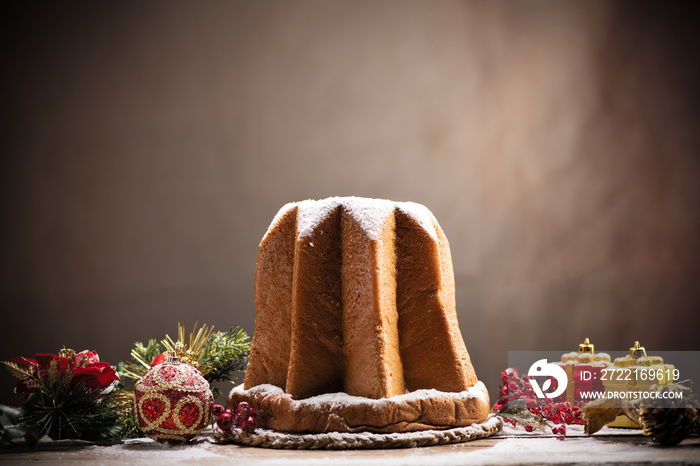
117,339 -> 165,382
5,381 -> 125,445
200,327 -> 250,383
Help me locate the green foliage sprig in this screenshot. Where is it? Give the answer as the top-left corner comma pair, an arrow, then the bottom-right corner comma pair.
200,327 -> 250,384
115,339 -> 166,383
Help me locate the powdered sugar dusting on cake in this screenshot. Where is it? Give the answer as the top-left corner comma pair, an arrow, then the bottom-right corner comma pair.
301,381 -> 489,409
297,198 -> 340,238
288,197 -> 439,240
340,197 -> 395,240
396,201 -> 438,240
231,381 -> 489,410
261,202 -> 297,244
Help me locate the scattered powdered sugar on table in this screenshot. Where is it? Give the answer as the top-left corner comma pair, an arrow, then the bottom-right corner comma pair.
6,426 -> 695,465
459,437 -> 689,465
241,436 -> 695,466
94,438 -> 224,463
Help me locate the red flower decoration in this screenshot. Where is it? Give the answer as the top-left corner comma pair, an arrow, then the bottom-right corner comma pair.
75,350 -> 100,366
73,362 -> 120,390
11,356 -> 38,368
9,350 -> 119,393
36,354 -> 70,375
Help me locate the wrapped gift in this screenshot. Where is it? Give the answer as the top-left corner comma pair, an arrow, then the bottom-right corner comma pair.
555,338 -> 611,405
603,341 -> 675,427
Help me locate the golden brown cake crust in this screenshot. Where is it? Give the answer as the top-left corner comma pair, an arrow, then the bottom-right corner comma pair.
285,204 -> 345,398
395,208 -> 478,392
229,382 -> 490,434
244,204 -> 297,390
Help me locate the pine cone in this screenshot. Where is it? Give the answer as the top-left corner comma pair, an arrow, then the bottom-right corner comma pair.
639,381 -> 699,446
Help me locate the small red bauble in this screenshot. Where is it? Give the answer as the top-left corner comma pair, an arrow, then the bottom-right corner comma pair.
212,404 -> 225,417
217,411 -> 234,430
134,355 -> 213,444
240,415 -> 256,433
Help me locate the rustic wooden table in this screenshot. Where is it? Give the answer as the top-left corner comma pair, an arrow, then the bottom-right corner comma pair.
1,426 -> 699,465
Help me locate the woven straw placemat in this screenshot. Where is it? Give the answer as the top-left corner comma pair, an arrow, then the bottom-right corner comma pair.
213,415 -> 502,449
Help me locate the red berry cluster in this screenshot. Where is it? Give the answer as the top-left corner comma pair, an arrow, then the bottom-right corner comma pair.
212,402 -> 259,434
493,368 -> 585,440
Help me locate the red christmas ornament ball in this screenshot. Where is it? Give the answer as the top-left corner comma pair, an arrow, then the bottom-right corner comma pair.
134,355 -> 213,444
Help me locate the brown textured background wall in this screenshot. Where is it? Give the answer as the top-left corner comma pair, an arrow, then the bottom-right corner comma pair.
2,0 -> 699,405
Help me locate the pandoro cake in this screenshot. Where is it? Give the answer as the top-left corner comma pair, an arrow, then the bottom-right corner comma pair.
231,196 -> 490,433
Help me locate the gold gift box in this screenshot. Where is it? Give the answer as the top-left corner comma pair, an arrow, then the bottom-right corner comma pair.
556,338 -> 611,406
603,341 -> 675,428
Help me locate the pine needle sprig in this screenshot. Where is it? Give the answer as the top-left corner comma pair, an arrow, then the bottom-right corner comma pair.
111,387 -> 144,439
201,327 -> 250,383
1,371 -> 124,446
116,339 -> 166,382
21,382 -> 123,445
